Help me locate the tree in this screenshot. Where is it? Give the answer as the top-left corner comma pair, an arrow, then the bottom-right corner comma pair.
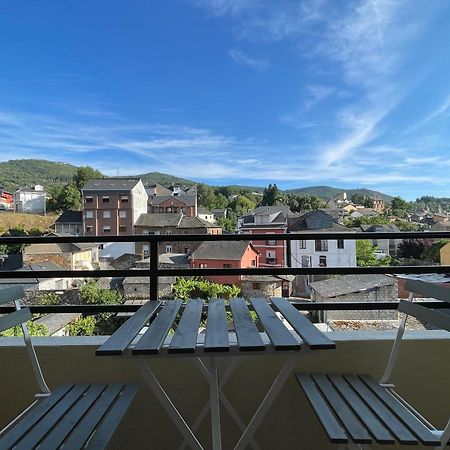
172,277 -> 241,301
390,196 -> 408,217
197,183 -> 217,210
47,183 -> 82,211
422,239 -> 449,263
397,239 -> 431,260
73,166 -> 103,190
261,184 -> 282,206
351,193 -> 366,205
356,240 -> 390,266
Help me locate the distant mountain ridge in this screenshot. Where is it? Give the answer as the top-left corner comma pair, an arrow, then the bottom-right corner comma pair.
0,159 -> 392,202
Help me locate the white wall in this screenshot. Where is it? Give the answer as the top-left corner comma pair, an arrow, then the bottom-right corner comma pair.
99,242 -> 135,259
291,238 -> 356,268
131,181 -> 148,225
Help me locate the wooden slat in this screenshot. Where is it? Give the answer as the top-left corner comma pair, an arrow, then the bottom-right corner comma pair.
204,299 -> 229,352
37,384 -> 107,450
64,384 -> 139,450
0,308 -> 32,333
96,301 -> 161,355
0,285 -> 25,305
312,374 -> 371,443
271,297 -> 335,349
13,384 -> 90,450
328,375 -> 395,444
169,300 -> 203,353
399,300 -> 450,332
133,300 -> 182,354
405,279 -> 450,304
295,374 -> 348,443
229,298 -> 265,351
359,374 -> 441,446
0,384 -> 74,449
250,298 -> 301,350
343,375 -> 418,445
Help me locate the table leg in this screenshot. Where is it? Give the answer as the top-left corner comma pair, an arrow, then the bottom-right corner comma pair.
234,355 -> 297,450
209,357 -> 222,450
134,358 -> 204,450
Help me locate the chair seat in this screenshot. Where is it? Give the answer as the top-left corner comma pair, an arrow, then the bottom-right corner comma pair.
296,373 -> 441,446
0,383 -> 139,450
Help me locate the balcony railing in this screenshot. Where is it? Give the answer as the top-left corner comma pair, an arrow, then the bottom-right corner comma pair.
0,231 -> 449,316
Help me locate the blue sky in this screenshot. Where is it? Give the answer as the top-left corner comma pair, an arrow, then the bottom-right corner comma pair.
1,0 -> 450,199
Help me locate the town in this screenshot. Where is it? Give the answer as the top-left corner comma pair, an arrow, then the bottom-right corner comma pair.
1,165 -> 449,337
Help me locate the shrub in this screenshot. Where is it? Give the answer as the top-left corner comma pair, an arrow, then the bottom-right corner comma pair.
1,320 -> 48,337
65,316 -> 96,336
38,292 -> 60,305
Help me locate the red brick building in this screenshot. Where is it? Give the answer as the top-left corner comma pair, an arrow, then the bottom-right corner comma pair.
190,240 -> 259,286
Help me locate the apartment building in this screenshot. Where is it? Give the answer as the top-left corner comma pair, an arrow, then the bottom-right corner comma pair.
82,178 -> 148,258
146,183 -> 198,216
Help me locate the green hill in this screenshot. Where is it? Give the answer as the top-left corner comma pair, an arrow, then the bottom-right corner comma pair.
0,159 -> 79,191
135,171 -> 195,186
284,185 -> 393,202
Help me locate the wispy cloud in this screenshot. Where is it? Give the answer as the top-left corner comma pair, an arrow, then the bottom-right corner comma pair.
228,48 -> 269,72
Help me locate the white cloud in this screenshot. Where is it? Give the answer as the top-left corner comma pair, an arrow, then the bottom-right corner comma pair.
228,48 -> 269,72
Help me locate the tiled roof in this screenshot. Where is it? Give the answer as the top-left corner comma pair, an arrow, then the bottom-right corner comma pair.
179,216 -> 218,229
288,210 -> 351,232
193,240 -> 256,260
82,178 -> 141,191
149,195 -> 196,207
310,274 -> 395,298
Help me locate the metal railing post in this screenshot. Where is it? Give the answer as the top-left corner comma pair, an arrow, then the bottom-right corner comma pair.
150,238 -> 159,301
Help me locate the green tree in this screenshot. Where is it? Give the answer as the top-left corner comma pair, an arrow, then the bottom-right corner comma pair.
172,277 -> 241,301
422,239 -> 449,263
261,184 -> 282,206
351,193 -> 366,205
356,240 -> 390,266
229,195 -> 256,216
73,166 -> 103,190
197,183 -> 217,210
65,316 -> 96,336
390,196 -> 409,217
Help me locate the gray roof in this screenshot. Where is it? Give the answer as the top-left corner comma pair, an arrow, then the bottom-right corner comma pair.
310,274 -> 395,298
54,210 -> 83,224
252,205 -> 291,216
158,253 -> 190,265
197,206 -> 213,215
123,275 -> 176,284
149,195 -> 196,207
179,216 -> 218,229
193,240 -> 256,260
242,274 -> 295,282
82,178 -> 141,191
360,224 -> 400,233
288,210 -> 351,232
135,213 -> 183,227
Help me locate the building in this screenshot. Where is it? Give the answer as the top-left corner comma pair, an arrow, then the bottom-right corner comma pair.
0,188 -> 13,211
240,274 -> 294,298
190,240 -> 259,286
288,210 -> 356,269
197,206 -> 215,223
146,183 -> 197,217
360,223 -> 402,256
238,205 -> 290,268
134,212 -> 222,258
82,178 -> 148,258
14,185 -> 46,214
53,211 -> 83,236
310,274 -> 398,321
370,197 -> 385,212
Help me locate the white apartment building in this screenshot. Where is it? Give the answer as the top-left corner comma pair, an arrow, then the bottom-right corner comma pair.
14,185 -> 46,214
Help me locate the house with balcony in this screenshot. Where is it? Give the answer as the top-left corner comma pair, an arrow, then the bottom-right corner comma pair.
14,185 -> 46,214
238,205 -> 290,268
189,240 -> 259,286
81,178 -> 148,259
134,212 -> 222,258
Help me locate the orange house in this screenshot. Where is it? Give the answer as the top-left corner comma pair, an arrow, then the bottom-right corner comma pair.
190,240 -> 260,286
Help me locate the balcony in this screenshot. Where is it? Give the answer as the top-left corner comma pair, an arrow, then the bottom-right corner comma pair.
0,231 -> 450,449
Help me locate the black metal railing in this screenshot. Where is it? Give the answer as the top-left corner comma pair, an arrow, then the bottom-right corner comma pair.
0,231 -> 449,312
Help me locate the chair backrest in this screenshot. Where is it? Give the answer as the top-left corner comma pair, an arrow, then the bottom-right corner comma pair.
0,285 -> 50,394
404,279 -> 450,304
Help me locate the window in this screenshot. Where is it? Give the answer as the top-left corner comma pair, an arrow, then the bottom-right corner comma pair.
166,229 -> 173,235
319,256 -> 327,267
165,244 -> 172,253
119,225 -> 127,232
85,211 -> 93,219
143,244 -> 149,257
266,250 -> 275,259
315,240 -> 328,252
252,282 -> 261,290
251,259 -> 256,267
299,240 -> 307,249
102,196 -> 109,203
266,240 -> 276,246
103,226 -> 111,232
119,210 -> 127,218
337,239 -> 344,249
85,196 -> 93,203
120,196 -> 128,203
86,225 -> 93,232
103,210 -> 111,219
301,255 -> 311,267
223,264 -> 232,268
199,263 -> 208,268
143,229 -> 149,235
